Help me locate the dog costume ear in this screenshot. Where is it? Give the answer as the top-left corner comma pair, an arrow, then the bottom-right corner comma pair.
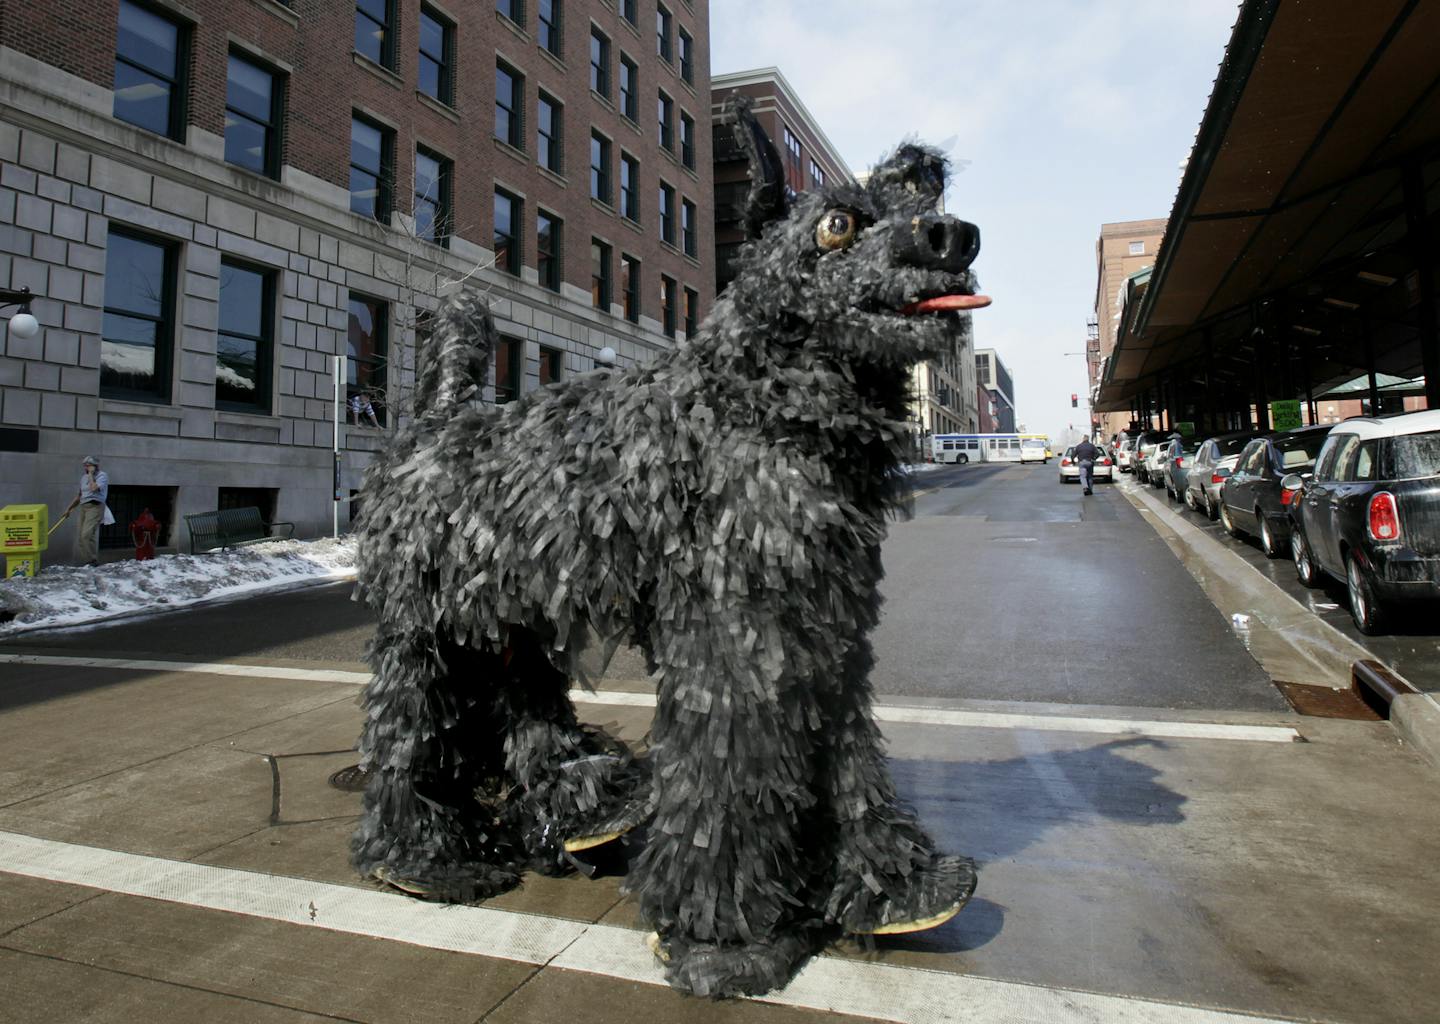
867,143 -> 947,205
724,94 -> 788,238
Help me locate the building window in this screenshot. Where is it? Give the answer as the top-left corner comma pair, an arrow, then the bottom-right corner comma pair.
620,152 -> 639,221
621,254 -> 640,323
414,147 -> 451,245
678,27 -> 693,83
216,260 -> 273,413
680,111 -> 695,169
538,345 -> 562,385
660,274 -> 676,337
495,61 -> 523,148
590,131 -> 611,204
537,210 -> 561,291
656,3 -> 672,61
590,28 -> 610,97
809,159 -> 825,189
591,239 -> 612,310
418,5 -> 455,106
659,181 -> 675,245
494,189 -> 520,276
658,90 -> 674,151
101,228 -> 176,402
1129,240 -> 1145,255
114,0 -> 187,140
620,0 -> 636,26
619,55 -> 638,121
538,0 -> 561,56
494,337 -> 523,403
537,92 -> 562,172
348,295 -> 387,426
355,0 -> 395,68
224,51 -> 282,178
350,114 -> 392,222
782,125 -> 803,193
681,197 -> 696,257
496,0 -> 523,27
683,286 -> 698,337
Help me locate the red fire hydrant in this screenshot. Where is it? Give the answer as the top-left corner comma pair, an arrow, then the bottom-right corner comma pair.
131,508 -> 160,561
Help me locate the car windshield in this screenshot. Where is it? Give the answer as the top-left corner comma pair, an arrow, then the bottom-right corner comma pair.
1275,434 -> 1326,468
1386,430 -> 1440,478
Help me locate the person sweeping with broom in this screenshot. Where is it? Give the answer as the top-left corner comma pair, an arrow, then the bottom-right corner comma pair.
61,455 -> 110,567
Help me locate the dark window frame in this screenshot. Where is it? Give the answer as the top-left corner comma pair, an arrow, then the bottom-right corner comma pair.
224,49 -> 284,179
114,0 -> 190,141
681,196 -> 696,257
418,5 -> 456,106
590,130 -> 612,204
619,54 -> 639,121
355,0 -> 396,69
537,209 -> 562,291
589,27 -> 610,97
621,253 -> 640,323
620,0 -> 637,26
349,112 -> 394,223
347,293 -> 389,426
494,188 -> 522,276
414,145 -> 452,246
538,344 -> 563,385
679,110 -> 696,169
216,257 -> 275,414
495,60 -> 524,149
620,151 -> 639,222
683,285 -> 698,337
496,0 -> 524,28
537,0 -> 561,56
656,3 -> 672,61
678,25 -> 693,83
660,273 -> 677,337
537,91 -> 563,173
100,225 -> 178,404
591,238 -> 612,311
659,180 -> 676,245
494,335 -> 524,403
658,89 -> 674,150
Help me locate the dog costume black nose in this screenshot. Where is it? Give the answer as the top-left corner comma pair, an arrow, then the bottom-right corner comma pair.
891,214 -> 980,273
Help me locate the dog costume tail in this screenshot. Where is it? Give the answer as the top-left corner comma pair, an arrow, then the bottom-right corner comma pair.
413,290 -> 495,422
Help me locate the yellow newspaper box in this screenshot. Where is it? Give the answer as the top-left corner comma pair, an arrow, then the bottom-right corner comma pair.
2,504 -> 49,578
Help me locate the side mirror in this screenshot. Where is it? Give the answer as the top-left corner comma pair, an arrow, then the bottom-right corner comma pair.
1281,473 -> 1304,492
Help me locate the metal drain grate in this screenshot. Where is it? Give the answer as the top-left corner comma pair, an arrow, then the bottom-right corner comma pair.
1273,681 -> 1382,720
328,764 -> 370,792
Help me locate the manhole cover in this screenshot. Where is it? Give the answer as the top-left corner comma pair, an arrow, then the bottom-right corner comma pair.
1273,681 -> 1382,720
328,764 -> 371,792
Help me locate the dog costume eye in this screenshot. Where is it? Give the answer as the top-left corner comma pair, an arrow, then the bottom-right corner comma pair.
815,210 -> 858,251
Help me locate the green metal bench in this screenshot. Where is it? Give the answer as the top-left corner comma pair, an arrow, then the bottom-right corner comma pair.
184,506 -> 295,554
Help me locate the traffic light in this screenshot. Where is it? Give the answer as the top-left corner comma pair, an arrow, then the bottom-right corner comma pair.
1071,393 -> 1078,408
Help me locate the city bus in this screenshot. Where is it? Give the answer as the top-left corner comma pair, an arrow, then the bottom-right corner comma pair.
932,433 -> 1051,464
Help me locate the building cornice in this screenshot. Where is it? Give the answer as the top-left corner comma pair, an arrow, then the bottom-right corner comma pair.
711,66 -> 853,180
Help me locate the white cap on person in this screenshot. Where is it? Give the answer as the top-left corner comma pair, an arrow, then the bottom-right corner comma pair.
82,455 -> 98,466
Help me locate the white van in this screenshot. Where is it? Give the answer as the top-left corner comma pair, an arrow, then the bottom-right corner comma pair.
1019,438 -> 1049,464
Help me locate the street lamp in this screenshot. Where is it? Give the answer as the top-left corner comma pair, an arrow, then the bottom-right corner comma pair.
595,345 -> 616,368
0,287 -> 39,340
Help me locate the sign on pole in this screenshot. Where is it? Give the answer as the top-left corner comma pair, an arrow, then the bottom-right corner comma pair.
1270,399 -> 1303,431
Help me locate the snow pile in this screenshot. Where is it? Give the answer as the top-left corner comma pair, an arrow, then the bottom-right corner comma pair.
0,536 -> 357,635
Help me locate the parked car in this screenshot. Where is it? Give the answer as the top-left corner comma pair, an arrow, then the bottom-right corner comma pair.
1219,425 -> 1332,557
1058,445 -> 1115,484
1133,431 -> 1174,485
1020,438 -> 1049,464
1117,437 -> 1139,473
1285,410 -> 1440,634
1143,434 -> 1179,487
1161,437 -> 1204,502
1183,430 -> 1265,519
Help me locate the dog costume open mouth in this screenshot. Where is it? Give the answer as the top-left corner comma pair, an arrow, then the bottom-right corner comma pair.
898,292 -> 992,315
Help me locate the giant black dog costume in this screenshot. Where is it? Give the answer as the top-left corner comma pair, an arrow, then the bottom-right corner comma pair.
352,100 -> 988,997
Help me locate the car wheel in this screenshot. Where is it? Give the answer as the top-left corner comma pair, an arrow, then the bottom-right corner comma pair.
1258,513 -> 1281,559
957,454 -> 968,465
1292,530 -> 1320,588
1203,490 -> 1218,521
1220,501 -> 1242,537
1346,554 -> 1384,635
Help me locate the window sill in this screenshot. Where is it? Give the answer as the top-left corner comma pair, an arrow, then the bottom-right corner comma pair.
621,215 -> 643,235
216,407 -> 279,423
493,136 -> 530,166
590,89 -> 616,113
497,11 -> 530,44
537,46 -> 565,74
619,17 -> 640,40
100,397 -> 182,417
353,52 -> 403,89
417,91 -> 459,122
620,113 -> 642,135
682,250 -> 701,268
248,0 -> 299,27
537,165 -> 568,188
590,197 -> 616,217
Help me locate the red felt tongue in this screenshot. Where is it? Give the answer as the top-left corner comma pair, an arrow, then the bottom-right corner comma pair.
900,294 -> 993,315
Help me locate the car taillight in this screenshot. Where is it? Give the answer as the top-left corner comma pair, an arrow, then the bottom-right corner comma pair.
1211,473 -> 1225,484
1280,488 -> 1296,506
1368,492 -> 1401,542
1175,457 -> 1184,467
1061,457 -> 1071,466
1102,457 -> 1112,466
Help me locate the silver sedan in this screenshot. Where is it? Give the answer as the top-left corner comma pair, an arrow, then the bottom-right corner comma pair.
1058,446 -> 1115,484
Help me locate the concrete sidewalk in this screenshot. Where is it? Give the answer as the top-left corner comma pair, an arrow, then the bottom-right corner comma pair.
3,653 -> 1439,1023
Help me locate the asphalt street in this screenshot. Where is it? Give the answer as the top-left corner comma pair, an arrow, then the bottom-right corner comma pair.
1,461 -> 1438,1024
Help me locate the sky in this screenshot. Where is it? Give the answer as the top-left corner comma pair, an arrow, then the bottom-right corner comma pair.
709,0 -> 1243,442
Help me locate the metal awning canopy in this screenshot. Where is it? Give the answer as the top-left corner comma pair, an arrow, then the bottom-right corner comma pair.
1097,0 -> 1440,414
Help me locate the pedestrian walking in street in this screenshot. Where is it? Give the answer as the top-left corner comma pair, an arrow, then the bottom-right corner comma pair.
1074,437 -> 1099,495
63,455 -> 110,566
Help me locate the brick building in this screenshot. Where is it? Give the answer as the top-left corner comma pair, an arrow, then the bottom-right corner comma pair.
1,0 -> 712,559
974,347 -> 1014,433
1092,218 -> 1165,439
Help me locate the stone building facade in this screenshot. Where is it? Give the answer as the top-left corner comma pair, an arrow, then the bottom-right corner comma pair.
1,0 -> 712,559
1093,218 -> 1165,439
